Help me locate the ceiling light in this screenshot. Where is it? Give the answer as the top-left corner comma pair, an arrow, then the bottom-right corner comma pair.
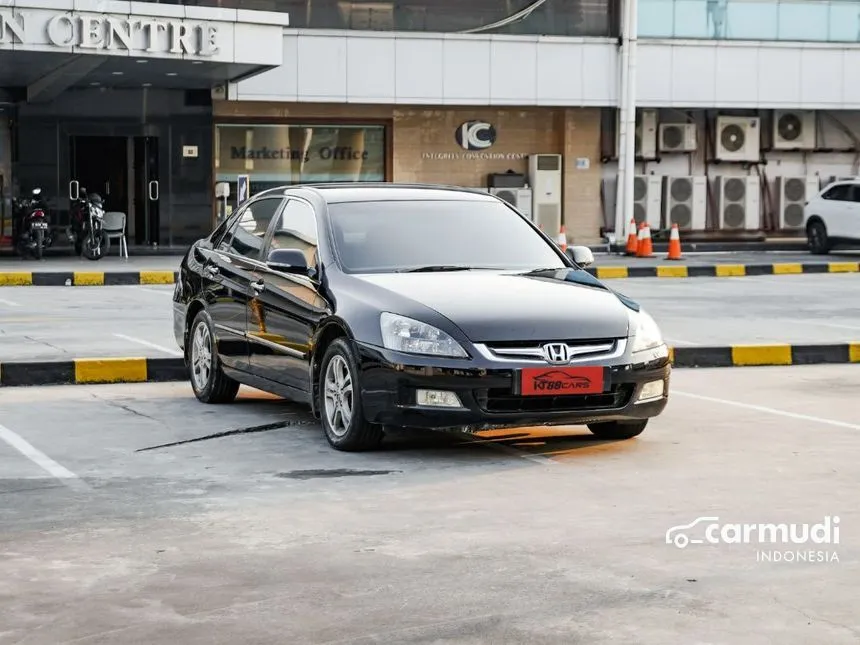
192,61 -> 203,65
112,71 -> 124,76
136,59 -> 148,63
165,72 -> 178,77
90,81 -> 100,86
142,83 -> 152,87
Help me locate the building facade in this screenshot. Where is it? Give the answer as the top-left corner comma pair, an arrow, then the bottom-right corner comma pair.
3,0 -> 860,247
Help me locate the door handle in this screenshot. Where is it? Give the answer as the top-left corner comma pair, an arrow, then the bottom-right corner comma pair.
148,180 -> 159,201
250,280 -> 265,292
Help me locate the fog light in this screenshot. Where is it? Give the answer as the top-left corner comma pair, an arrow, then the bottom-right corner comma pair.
636,380 -> 665,403
416,389 -> 463,408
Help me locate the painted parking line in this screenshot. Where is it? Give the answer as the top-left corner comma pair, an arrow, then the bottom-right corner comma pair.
0,423 -> 88,490
674,390 -> 860,431
0,297 -> 21,306
113,333 -> 183,357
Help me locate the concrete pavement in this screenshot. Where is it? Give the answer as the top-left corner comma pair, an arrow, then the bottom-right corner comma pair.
1,366 -> 858,644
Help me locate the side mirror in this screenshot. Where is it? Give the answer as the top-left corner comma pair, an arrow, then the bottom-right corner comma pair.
570,245 -> 594,268
266,248 -> 310,275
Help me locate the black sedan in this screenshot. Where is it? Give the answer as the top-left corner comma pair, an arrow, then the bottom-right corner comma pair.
173,183 -> 670,451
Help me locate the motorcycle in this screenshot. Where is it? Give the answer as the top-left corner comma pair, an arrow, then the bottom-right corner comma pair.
68,189 -> 109,260
13,187 -> 53,260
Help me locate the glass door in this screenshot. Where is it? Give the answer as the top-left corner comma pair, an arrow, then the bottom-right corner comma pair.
133,136 -> 160,245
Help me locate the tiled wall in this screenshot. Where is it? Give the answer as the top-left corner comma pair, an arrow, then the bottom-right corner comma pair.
214,101 -> 605,243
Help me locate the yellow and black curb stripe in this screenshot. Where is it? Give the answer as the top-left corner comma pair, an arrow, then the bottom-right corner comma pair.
0,357 -> 186,387
587,261 -> 860,280
0,271 -> 178,287
2,343 -> 859,387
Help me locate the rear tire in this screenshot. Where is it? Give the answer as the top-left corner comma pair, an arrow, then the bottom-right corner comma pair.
587,420 -> 648,440
188,309 -> 239,404
318,338 -> 384,452
34,229 -> 44,260
807,220 -> 831,255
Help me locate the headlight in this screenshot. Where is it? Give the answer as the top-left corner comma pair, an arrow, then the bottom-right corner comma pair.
630,309 -> 664,353
380,312 -> 468,358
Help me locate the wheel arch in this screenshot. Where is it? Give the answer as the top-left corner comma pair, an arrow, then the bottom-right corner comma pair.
184,299 -> 207,359
309,319 -> 354,418
805,214 -> 826,230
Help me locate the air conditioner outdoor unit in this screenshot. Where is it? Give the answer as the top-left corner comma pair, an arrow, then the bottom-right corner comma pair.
662,176 -> 707,231
211,84 -> 228,100
528,154 -> 563,233
773,111 -> 816,150
659,123 -> 698,153
715,116 -> 761,162
616,109 -> 658,160
631,174 -> 663,230
490,187 -> 534,221
775,176 -> 819,230
715,175 -> 761,230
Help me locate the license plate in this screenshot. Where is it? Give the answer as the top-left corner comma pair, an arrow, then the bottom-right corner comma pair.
32,221 -> 48,229
520,366 -> 605,396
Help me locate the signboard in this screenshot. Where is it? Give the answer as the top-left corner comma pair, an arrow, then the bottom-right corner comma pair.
237,175 -> 250,206
421,121 -> 527,161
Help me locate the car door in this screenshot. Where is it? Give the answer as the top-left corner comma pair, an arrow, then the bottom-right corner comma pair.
203,196 -> 286,372
845,184 -> 860,240
818,183 -> 851,238
247,198 -> 329,392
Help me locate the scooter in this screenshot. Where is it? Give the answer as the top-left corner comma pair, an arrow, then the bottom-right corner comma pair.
13,188 -> 53,260
68,189 -> 109,260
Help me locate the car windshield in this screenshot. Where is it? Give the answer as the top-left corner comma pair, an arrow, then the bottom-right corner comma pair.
327,199 -> 567,273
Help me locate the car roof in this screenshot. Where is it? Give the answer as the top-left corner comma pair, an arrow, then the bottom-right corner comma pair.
255,183 -> 499,204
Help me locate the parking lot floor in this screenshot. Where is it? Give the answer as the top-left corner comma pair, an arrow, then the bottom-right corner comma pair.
1,364 -> 858,644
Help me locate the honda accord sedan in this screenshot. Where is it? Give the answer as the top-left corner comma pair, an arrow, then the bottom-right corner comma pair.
173,183 -> 670,451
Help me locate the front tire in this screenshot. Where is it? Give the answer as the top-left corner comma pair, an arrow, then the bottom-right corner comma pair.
34,229 -> 44,260
587,420 -> 648,440
188,309 -> 239,404
319,338 -> 384,451
807,220 -> 831,255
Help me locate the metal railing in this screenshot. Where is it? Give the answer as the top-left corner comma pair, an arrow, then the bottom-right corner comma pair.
640,0 -> 860,42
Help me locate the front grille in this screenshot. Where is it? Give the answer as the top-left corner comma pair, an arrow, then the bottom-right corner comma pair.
479,338 -> 622,363
475,384 -> 633,413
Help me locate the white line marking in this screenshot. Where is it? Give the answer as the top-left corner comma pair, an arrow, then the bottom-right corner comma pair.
0,423 -> 88,489
673,390 -> 860,431
131,287 -> 174,295
0,298 -> 21,307
666,338 -> 699,346
113,333 -> 183,357
782,319 -> 860,331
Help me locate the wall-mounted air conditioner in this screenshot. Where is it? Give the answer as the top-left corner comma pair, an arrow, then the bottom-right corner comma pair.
715,116 -> 761,162
616,109 -> 658,160
775,176 -> 819,230
490,187 -> 533,221
773,111 -> 816,150
659,123 -> 698,153
528,154 -> 562,233
715,175 -> 761,230
211,84 -> 228,100
662,176 -> 707,231
631,174 -> 663,230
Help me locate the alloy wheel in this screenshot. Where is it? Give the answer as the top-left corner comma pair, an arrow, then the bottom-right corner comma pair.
323,354 -> 353,437
191,322 -> 212,391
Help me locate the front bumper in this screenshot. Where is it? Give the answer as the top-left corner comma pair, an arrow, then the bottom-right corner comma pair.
356,341 -> 670,431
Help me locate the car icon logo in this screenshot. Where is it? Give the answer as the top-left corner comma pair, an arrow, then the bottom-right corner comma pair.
665,517 -> 720,548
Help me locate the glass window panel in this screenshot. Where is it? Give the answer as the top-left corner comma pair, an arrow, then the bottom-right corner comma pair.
639,0 -> 676,37
215,124 -> 386,190
674,0 -> 711,38
725,1 -> 777,40
777,1 -> 829,41
827,3 -> 859,42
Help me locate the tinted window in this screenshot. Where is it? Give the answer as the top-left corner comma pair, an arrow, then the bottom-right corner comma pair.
823,185 -> 850,201
328,199 -> 565,273
218,197 -> 284,259
269,199 -> 319,267
848,185 -> 860,203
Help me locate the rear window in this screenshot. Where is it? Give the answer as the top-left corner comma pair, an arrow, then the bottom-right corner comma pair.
327,199 -> 566,273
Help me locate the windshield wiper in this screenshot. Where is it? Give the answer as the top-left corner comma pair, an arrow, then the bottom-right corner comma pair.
397,265 -> 482,273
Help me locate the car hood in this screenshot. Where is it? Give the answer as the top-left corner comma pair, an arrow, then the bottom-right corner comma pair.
355,269 -> 632,342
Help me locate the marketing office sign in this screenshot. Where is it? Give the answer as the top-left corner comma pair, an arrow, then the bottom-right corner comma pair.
0,9 -> 220,57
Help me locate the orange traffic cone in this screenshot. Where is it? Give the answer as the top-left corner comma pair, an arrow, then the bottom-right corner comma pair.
556,226 -> 568,253
625,218 -> 638,255
665,223 -> 684,260
636,223 -> 654,258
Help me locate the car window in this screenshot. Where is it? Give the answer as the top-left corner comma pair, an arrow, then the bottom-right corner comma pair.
217,197 -> 285,260
822,184 -> 850,201
327,199 -> 566,273
848,185 -> 860,203
210,211 -> 241,247
267,199 -> 319,267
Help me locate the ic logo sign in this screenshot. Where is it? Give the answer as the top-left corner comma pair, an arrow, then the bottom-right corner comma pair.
455,121 -> 497,150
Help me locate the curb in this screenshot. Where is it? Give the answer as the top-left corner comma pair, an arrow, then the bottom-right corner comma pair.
2,344 -> 858,387
2,262 -> 859,286
0,271 -> 178,286
587,261 -> 860,280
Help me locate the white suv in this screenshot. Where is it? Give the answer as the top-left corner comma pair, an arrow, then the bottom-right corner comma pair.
804,180 -> 860,254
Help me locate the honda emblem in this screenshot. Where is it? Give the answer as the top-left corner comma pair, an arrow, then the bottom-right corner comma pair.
542,343 -> 571,365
